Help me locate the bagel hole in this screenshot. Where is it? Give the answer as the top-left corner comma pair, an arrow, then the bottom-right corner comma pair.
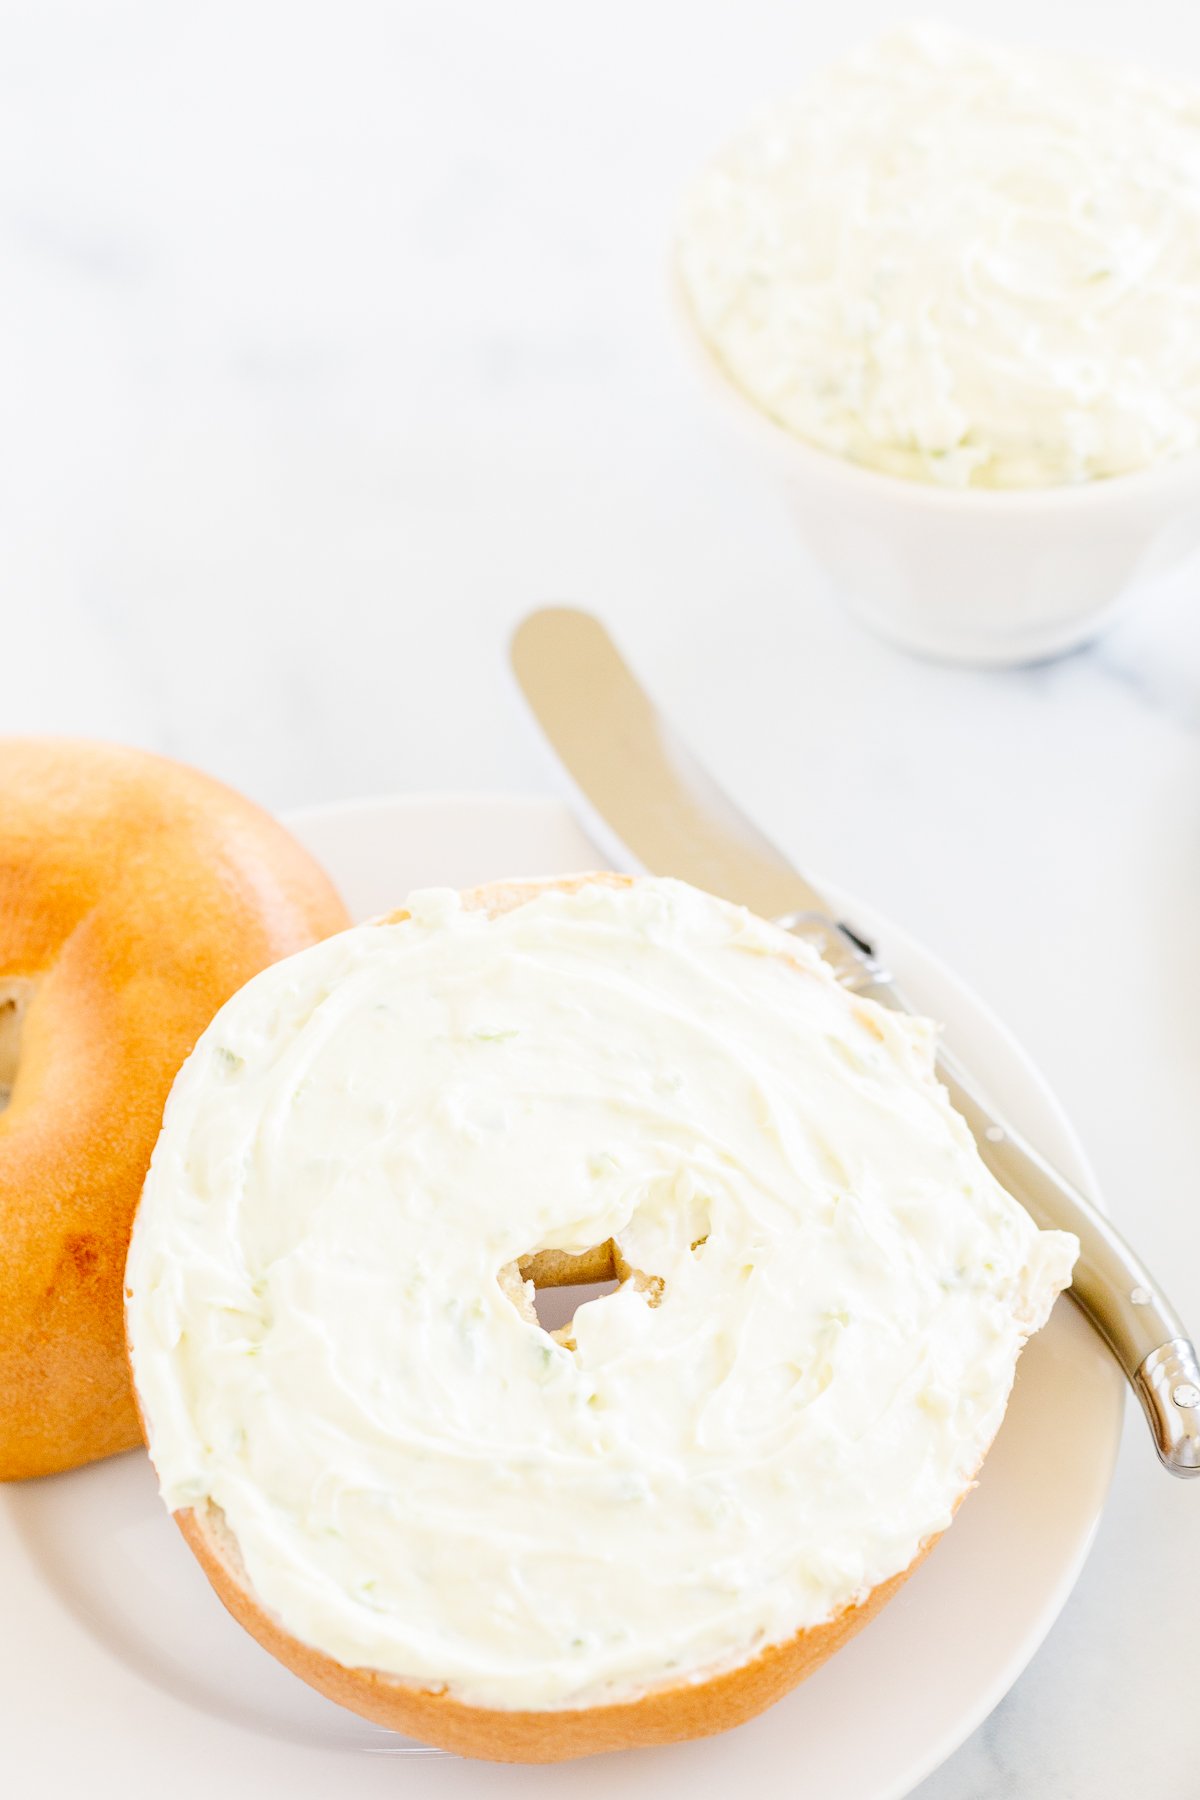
0,979 -> 36,1113
499,1238 -> 664,1349
532,1278 -> 620,1336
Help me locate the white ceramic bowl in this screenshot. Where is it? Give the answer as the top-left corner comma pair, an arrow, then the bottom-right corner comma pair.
673,276 -> 1200,666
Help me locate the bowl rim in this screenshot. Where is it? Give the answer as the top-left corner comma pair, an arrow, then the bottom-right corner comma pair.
669,261 -> 1200,513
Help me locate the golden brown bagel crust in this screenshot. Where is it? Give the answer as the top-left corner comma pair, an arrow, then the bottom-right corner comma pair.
149,875 -> 978,1761
177,1498 -> 943,1761
0,738 -> 349,1481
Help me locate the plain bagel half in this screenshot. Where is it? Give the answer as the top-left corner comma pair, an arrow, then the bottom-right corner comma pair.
0,738 -> 349,1481
127,875 -> 1077,1760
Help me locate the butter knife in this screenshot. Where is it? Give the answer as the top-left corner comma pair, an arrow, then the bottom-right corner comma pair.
510,605 -> 1200,1476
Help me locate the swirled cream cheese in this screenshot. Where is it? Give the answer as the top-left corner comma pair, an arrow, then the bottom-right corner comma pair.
126,877 -> 1076,1710
677,25 -> 1200,487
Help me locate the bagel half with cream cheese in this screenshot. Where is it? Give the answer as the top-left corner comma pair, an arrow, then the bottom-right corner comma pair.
0,738 -> 349,1480
126,874 -> 1076,1759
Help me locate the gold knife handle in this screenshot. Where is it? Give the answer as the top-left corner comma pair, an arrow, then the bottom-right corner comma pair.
786,913 -> 1200,1478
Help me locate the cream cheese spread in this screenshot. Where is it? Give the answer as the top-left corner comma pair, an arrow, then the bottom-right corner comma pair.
126,878 -> 1076,1709
676,25 -> 1200,488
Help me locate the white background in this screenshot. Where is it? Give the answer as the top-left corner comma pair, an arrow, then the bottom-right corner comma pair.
4,1 -> 1199,1793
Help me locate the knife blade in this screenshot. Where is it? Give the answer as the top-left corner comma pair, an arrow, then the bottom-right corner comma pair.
511,604 -> 1200,1477
511,606 -> 830,921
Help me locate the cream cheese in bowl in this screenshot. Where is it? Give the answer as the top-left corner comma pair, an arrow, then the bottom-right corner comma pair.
677,25 -> 1200,490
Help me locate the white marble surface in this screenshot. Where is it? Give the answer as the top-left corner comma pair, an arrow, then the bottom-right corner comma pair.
5,1 -> 1200,1792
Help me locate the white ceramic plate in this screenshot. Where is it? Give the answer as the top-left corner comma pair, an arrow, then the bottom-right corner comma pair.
0,794 -> 1124,1800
